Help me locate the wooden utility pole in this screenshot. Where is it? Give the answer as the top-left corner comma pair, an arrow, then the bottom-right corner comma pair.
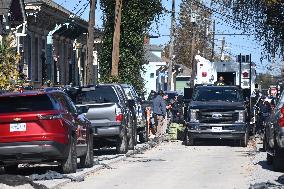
167,0 -> 175,91
111,0 -> 122,76
220,37 -> 225,61
190,27 -> 196,88
211,20 -> 215,61
85,0 -> 96,85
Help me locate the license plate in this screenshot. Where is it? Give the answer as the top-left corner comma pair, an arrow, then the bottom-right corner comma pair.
212,127 -> 222,132
10,123 -> 26,132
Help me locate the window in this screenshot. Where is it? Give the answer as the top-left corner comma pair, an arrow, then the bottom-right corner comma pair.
150,73 -> 154,78
0,95 -> 54,113
192,87 -> 243,102
78,86 -> 119,104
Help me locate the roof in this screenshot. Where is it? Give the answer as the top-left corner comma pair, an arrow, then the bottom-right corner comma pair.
24,0 -> 71,15
145,51 -> 163,62
144,44 -> 163,52
0,0 -> 26,22
0,0 -> 12,15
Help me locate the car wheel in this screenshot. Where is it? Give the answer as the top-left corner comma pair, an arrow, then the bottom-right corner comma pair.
240,132 -> 248,147
4,164 -> 18,174
116,127 -> 128,154
267,153 -> 273,165
128,116 -> 136,150
184,132 -> 194,146
263,133 -> 267,151
80,133 -> 94,168
273,145 -> 284,172
60,135 -> 77,174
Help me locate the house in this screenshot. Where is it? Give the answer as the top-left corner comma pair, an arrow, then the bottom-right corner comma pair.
21,0 -> 102,88
0,0 -> 26,36
142,44 -> 166,98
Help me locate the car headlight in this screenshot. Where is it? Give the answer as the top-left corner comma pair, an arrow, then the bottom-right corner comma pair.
190,109 -> 199,123
236,110 -> 245,123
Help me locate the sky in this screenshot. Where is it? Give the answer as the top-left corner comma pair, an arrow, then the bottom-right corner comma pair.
54,0 -> 275,74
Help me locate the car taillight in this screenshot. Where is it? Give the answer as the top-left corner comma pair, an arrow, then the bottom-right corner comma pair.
38,114 -> 63,120
116,113 -> 124,122
279,107 -> 284,127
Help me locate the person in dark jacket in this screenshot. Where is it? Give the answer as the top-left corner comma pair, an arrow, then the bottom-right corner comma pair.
214,76 -> 226,86
171,95 -> 184,123
152,90 -> 167,139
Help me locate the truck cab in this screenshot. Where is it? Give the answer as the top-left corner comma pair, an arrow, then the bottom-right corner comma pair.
184,85 -> 249,147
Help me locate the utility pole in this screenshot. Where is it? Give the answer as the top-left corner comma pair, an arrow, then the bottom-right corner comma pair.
211,20 -> 215,61
167,0 -> 175,91
111,0 -> 122,77
220,37 -> 225,61
190,26 -> 196,88
85,0 -> 96,85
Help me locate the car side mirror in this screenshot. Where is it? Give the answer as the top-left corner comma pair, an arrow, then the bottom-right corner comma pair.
76,105 -> 89,115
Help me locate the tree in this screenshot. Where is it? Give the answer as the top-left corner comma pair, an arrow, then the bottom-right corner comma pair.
0,35 -> 20,90
111,0 -> 122,76
175,0 -> 213,70
211,0 -> 284,59
99,0 -> 163,93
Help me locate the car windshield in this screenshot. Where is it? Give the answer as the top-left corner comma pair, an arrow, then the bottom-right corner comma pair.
78,86 -> 119,104
0,94 -> 54,113
192,87 -> 243,102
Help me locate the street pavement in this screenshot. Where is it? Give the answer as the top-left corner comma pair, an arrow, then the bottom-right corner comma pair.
1,138 -> 284,189
60,140 -> 252,189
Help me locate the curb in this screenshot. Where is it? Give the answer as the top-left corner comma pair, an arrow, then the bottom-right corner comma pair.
49,141 -> 158,189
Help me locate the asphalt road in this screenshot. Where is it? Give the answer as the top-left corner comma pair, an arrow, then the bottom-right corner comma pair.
61,140 -> 252,189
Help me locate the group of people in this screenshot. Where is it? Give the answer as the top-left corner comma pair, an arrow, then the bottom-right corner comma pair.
147,90 -> 183,142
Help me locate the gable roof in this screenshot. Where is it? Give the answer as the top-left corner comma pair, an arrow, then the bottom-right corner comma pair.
145,51 -> 163,62
0,0 -> 13,15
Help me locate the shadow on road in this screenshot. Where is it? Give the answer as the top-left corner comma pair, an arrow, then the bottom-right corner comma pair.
257,160 -> 274,171
193,138 -> 242,147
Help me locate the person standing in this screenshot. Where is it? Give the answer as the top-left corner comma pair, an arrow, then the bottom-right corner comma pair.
152,90 -> 167,140
214,76 -> 226,86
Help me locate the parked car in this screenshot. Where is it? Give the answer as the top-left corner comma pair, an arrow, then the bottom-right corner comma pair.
0,90 -> 93,174
121,84 -> 148,143
263,90 -> 284,171
184,85 -> 249,146
70,84 -> 137,153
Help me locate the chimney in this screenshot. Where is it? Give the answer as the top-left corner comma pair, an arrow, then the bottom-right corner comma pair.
144,36 -> 150,45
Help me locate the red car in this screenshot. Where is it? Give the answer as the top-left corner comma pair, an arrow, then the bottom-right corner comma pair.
0,91 -> 93,174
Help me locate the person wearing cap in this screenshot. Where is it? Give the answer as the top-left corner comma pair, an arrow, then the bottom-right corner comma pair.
152,90 -> 167,141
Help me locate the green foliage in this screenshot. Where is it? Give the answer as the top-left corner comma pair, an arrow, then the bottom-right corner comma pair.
99,0 -> 163,93
175,0 -> 213,69
0,35 -> 20,90
212,0 -> 284,59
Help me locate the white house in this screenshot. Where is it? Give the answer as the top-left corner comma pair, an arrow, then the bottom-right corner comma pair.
142,44 -> 166,98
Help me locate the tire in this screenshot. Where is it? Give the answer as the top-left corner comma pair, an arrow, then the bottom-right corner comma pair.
4,164 -> 18,174
139,119 -> 148,143
240,132 -> 248,147
273,144 -> 284,172
128,116 -> 136,150
184,132 -> 194,146
60,136 -> 77,174
116,127 -> 128,154
267,153 -> 273,165
263,133 -> 267,151
80,133 -> 94,168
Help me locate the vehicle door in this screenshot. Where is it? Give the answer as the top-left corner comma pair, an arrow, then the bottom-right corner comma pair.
64,94 -> 88,146
53,93 -> 81,142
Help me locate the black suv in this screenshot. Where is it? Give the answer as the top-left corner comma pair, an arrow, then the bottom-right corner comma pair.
263,90 -> 284,171
184,85 -> 248,146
